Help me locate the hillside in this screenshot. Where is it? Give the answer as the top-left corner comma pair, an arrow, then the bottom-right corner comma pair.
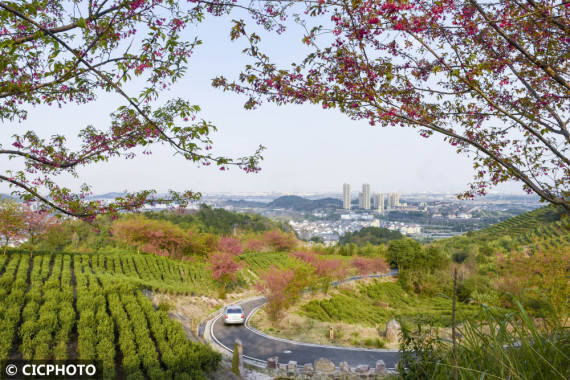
0,251 -> 220,378
132,204 -> 281,234
266,195 -> 342,211
435,205 -> 569,254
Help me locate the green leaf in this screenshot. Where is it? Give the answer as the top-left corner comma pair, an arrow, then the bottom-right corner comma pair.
77,17 -> 87,29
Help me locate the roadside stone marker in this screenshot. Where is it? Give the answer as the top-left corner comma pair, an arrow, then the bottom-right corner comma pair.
267,356 -> 279,369
287,361 -> 297,376
385,318 -> 401,342
303,363 -> 314,375
339,361 -> 350,373
375,360 -> 386,376
314,357 -> 335,372
355,364 -> 369,374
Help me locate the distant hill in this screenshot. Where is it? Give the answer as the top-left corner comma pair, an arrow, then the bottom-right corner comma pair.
144,204 -> 281,234
224,199 -> 267,208
266,195 -> 342,211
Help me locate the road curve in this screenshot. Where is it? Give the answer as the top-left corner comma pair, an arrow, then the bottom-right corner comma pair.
210,279 -> 401,368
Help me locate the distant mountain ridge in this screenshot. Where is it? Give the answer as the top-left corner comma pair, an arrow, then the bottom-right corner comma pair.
266,195 -> 342,211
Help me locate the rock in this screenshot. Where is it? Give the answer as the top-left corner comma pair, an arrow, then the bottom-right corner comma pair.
339,361 -> 350,373
385,318 -> 401,342
355,364 -> 369,374
267,356 -> 279,369
303,363 -> 314,375
287,360 -> 297,374
314,357 -> 335,372
375,360 -> 386,376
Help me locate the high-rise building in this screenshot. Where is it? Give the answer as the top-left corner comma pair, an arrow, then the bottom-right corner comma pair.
362,184 -> 371,210
387,192 -> 395,209
343,183 -> 351,210
387,192 -> 400,209
373,193 -> 385,212
358,192 -> 364,209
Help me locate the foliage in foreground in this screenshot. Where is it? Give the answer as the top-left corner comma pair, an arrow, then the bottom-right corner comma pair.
398,303 -> 569,380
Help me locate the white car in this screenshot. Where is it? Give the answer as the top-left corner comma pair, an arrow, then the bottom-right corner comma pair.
223,305 -> 245,325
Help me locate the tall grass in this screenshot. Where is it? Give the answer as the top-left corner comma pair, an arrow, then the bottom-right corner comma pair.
399,301 -> 569,379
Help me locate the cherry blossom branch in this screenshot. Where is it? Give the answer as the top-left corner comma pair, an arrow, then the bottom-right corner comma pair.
469,0 -> 570,91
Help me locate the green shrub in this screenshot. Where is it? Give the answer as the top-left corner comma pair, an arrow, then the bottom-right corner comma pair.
398,302 -> 569,380
363,338 -> 386,348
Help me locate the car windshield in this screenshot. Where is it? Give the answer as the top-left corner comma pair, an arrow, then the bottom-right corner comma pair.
227,308 -> 242,314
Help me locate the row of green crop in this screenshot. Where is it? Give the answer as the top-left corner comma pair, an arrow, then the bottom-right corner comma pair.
0,254 -> 27,359
1,251 -> 221,377
238,251 -> 295,272
301,281 -> 480,329
75,254 -> 116,378
98,273 -> 220,378
20,255 -> 75,360
517,219 -> 570,245
470,206 -> 564,242
87,252 -> 216,296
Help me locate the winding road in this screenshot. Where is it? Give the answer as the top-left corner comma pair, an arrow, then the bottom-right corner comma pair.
208,271 -> 402,369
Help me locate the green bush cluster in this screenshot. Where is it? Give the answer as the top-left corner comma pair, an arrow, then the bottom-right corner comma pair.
136,293 -> 220,378
78,251 -> 217,296
75,254 -> 116,378
339,227 -> 403,247
302,281 -> 480,329
19,255 -> 76,361
0,254 -> 27,359
0,251 -> 221,378
239,251 -> 296,272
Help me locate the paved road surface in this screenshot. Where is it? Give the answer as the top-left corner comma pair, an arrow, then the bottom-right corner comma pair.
211,298 -> 401,369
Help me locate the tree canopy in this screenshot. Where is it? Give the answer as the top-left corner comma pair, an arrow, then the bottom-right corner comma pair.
0,0 -> 279,219
216,0 -> 570,211
339,226 -> 403,246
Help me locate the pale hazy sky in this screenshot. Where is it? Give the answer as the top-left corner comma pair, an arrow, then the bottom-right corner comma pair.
1,13 -> 524,197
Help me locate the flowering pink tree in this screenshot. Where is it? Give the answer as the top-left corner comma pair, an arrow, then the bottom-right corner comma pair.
216,0 -> 570,211
256,266 -> 295,321
245,239 -> 266,252
217,236 -> 243,256
209,252 -> 242,294
263,230 -> 297,251
314,257 -> 347,293
21,207 -> 57,246
0,199 -> 25,253
292,251 -> 347,293
352,257 -> 389,276
0,0 -> 284,220
291,250 -> 318,266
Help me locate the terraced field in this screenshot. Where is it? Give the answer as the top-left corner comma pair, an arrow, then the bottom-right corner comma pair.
238,251 -> 300,272
436,206 -> 570,254
467,205 -> 567,242
301,280 -> 481,329
0,251 -> 220,379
